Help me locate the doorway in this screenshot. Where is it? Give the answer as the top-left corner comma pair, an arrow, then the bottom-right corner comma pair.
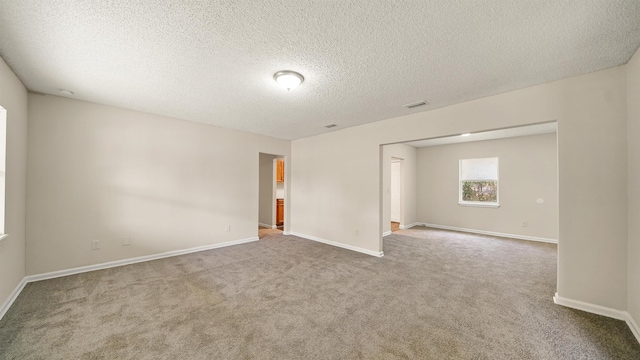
390,158 -> 403,232
258,153 -> 285,239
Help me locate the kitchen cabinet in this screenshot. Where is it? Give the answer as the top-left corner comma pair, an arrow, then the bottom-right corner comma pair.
276,199 -> 284,226
276,159 -> 284,183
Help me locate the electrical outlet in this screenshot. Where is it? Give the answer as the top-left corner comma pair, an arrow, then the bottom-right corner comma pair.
92,240 -> 100,250
225,224 -> 231,232
122,237 -> 131,246
522,221 -> 528,227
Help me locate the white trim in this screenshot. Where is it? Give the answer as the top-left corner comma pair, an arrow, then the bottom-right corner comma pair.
0,233 -> 8,245
258,222 -> 274,229
625,311 -> 640,344
553,293 -> 640,344
417,223 -> 558,244
553,293 -> 626,320
399,223 -> 419,230
0,237 -> 259,321
0,277 -> 27,321
271,225 -> 278,229
290,232 -> 384,257
459,157 -> 499,205
26,237 -> 259,283
382,231 -> 392,237
458,201 -> 500,208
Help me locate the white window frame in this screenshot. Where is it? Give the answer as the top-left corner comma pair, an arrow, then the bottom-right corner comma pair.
458,157 -> 500,208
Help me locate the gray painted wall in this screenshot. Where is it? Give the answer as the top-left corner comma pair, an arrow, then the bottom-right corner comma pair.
26,94 -> 290,275
0,57 -> 28,310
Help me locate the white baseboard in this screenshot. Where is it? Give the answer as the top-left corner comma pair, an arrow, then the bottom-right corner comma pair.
1,236 -> 259,321
258,222 -> 274,229
0,277 -> 27,321
0,233 -> 9,245
289,232 -> 384,257
399,223 -> 419,230
26,237 -> 259,283
553,293 -> 640,344
553,293 -> 625,319
626,311 -> 640,344
272,225 -> 278,229
382,231 -> 392,237
417,223 -> 558,244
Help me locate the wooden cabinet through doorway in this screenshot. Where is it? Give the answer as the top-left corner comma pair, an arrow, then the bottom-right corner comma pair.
276,199 -> 284,226
276,159 -> 284,183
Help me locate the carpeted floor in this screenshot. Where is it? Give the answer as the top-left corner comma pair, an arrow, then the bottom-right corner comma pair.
1,227 -> 639,359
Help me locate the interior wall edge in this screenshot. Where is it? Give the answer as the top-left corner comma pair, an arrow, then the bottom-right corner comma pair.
0,277 -> 27,322
289,231 -> 383,258
0,55 -> 28,321
553,292 -> 640,345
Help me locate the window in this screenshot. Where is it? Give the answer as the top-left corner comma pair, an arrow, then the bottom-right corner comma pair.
0,106 -> 6,243
459,157 -> 499,208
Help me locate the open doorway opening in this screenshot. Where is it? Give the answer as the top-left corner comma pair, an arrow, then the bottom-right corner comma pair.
258,153 -> 285,239
381,144 -> 416,237
380,122 -> 559,251
390,158 -> 403,233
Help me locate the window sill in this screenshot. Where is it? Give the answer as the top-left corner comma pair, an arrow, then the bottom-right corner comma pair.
0,234 -> 8,245
458,202 -> 500,208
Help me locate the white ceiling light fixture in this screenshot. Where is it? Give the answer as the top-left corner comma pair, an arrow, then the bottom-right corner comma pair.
461,133 -> 471,137
59,89 -> 74,96
274,70 -> 304,91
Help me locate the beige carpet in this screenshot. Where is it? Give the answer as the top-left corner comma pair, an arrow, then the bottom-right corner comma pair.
1,227 -> 639,359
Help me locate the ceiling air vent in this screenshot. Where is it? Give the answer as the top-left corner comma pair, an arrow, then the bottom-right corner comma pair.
404,100 -> 428,109
323,124 -> 337,128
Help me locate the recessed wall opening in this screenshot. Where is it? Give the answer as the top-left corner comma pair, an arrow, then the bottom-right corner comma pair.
380,121 -> 559,283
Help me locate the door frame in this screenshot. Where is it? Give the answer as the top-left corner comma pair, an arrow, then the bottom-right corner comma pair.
258,153 -> 288,236
390,158 -> 404,225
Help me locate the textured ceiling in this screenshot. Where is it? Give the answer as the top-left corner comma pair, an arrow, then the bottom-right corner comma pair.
1,1 -> 640,140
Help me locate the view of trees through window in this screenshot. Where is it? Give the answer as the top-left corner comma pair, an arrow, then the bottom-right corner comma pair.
459,157 -> 498,205
462,180 -> 497,202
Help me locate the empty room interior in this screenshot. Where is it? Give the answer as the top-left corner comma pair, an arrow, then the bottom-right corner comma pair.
1,1 -> 640,358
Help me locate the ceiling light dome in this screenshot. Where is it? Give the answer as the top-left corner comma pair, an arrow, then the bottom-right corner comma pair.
274,70 -> 304,91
